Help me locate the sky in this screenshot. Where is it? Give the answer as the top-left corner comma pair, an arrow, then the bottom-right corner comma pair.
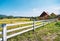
0,0 -> 60,17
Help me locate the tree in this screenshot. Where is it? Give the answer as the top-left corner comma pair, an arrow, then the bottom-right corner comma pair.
49,13 -> 56,19
7,15 -> 14,19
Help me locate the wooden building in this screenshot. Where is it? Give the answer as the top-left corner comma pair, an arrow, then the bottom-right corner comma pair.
39,11 -> 49,20
56,15 -> 60,20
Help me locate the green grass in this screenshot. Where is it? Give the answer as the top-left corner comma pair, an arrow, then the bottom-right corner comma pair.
0,18 -> 31,38
0,19 -> 41,38
7,21 -> 60,41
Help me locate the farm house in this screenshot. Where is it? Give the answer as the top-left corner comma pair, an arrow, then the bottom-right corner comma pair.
56,15 -> 60,20
39,11 -> 49,20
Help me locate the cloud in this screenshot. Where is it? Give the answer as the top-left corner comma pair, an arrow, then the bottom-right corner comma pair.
31,6 -> 60,15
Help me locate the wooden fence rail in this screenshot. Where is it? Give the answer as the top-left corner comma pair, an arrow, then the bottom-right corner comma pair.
0,19 -> 55,41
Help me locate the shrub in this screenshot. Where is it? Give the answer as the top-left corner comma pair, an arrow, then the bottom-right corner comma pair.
55,22 -> 60,27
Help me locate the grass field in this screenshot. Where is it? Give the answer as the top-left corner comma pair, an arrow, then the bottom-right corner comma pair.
7,21 -> 60,41
0,18 -> 32,31
0,18 -> 60,41
0,18 -> 30,24
0,18 -> 41,39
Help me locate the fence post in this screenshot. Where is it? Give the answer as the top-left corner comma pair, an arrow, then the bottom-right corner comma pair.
42,21 -> 44,26
2,24 -> 7,41
33,20 -> 35,31
48,20 -> 49,24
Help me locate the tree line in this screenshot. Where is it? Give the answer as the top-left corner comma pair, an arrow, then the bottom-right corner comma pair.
0,13 -> 59,21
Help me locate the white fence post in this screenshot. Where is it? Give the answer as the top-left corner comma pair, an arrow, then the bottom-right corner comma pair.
47,20 -> 49,24
42,22 -> 44,26
33,20 -> 35,31
2,24 -> 7,41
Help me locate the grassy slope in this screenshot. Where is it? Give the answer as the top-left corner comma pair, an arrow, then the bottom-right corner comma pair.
0,18 -> 31,38
0,18 -> 41,38
0,18 -> 30,24
7,22 -> 60,41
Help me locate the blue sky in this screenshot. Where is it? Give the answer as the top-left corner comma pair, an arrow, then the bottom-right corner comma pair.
0,0 -> 60,16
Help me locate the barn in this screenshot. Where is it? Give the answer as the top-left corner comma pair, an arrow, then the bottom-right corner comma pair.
39,11 -> 49,20
56,15 -> 60,20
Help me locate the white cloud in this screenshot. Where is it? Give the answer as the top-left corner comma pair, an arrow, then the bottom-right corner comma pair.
1,6 -> 60,17
30,6 -> 60,16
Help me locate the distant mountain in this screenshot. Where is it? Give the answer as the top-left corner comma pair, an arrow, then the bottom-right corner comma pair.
0,15 -> 7,17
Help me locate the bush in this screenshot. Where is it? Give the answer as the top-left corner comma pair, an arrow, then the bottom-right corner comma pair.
55,22 -> 60,27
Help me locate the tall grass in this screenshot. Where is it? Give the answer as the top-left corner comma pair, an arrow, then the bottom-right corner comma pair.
7,21 -> 60,41
0,18 -> 30,24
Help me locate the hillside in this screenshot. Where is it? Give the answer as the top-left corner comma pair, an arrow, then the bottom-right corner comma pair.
0,15 -> 7,17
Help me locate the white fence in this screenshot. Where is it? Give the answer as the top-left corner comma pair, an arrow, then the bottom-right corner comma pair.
0,20 -> 55,41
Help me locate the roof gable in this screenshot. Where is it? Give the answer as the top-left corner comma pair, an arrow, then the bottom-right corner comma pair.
40,11 -> 49,17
